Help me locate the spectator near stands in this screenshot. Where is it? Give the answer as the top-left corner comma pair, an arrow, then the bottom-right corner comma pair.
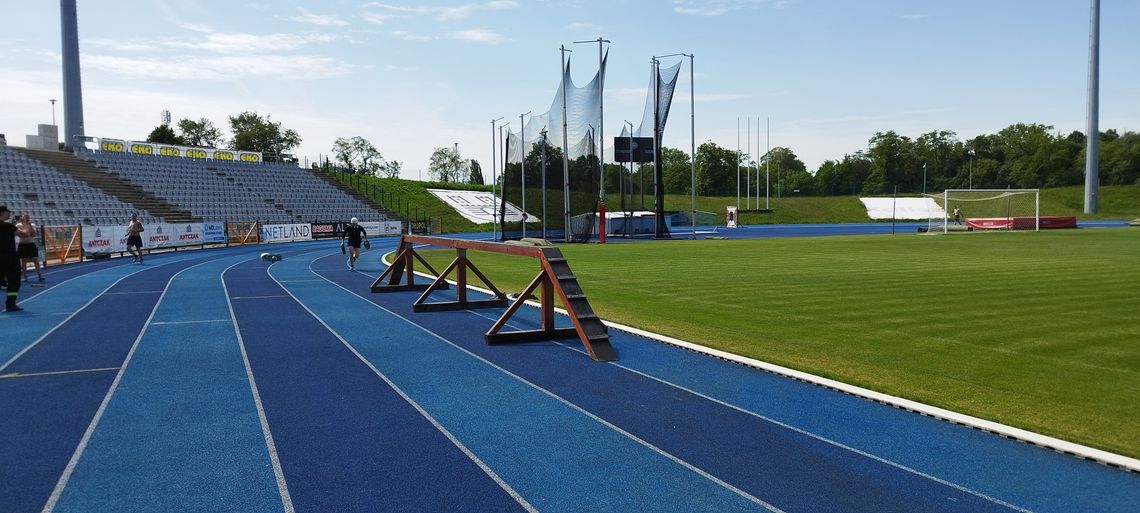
1,205 -> 34,312
16,213 -> 44,283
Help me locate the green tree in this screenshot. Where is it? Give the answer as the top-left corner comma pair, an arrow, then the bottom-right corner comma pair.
380,160 -> 403,179
146,124 -> 183,145
468,159 -> 484,185
176,118 -> 223,147
428,146 -> 465,182
228,111 -> 301,161
332,136 -> 385,175
660,147 -> 692,194
695,141 -> 737,196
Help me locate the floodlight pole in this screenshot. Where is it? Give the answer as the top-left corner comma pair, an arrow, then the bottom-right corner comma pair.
560,45 -> 573,242
520,111 -> 532,238
50,99 -> 57,125
756,117 -> 761,206
747,116 -> 751,209
575,37 -> 609,243
922,162 -> 927,195
491,117 -> 504,240
1084,0 -> 1100,214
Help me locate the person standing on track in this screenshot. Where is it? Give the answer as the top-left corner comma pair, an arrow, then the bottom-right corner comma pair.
341,217 -> 369,270
126,213 -> 145,263
1,205 -> 34,312
16,213 -> 44,283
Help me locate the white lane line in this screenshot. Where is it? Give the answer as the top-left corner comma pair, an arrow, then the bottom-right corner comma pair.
304,258 -> 780,513
2,265 -> 162,374
102,290 -> 164,295
40,258 -> 218,513
269,254 -> 541,513
0,367 -> 119,380
229,295 -> 290,300
150,319 -> 231,325
223,262 -> 297,513
461,303 -> 1036,513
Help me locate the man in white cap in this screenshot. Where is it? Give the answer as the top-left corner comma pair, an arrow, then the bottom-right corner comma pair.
341,217 -> 368,270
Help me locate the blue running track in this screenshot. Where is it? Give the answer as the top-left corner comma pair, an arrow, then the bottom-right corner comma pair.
1,232 -> 1136,513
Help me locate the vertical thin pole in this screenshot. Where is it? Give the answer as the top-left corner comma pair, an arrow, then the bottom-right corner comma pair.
1084,0 -> 1100,214
560,45 -> 572,242
520,113 -> 528,239
689,54 -> 696,240
491,118 -> 498,240
500,124 -> 506,236
541,130 -> 547,239
746,116 -> 751,209
736,117 -> 740,209
756,117 -> 761,204
597,39 -> 607,244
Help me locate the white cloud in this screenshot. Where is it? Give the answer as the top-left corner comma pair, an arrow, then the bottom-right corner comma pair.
448,28 -> 505,44
673,6 -> 728,16
671,0 -> 774,17
160,31 -> 338,55
289,8 -> 348,27
86,39 -> 156,52
362,1 -> 518,22
392,30 -> 437,42
899,14 -> 928,20
83,53 -> 358,81
361,12 -> 396,25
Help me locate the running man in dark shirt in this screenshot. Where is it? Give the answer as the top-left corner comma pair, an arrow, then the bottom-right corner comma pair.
341,217 -> 368,270
1,205 -> 34,312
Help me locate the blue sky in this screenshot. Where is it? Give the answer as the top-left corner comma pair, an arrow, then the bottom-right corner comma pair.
2,1 -> 1136,179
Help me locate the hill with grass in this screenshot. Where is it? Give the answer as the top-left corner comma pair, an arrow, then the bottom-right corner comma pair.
332,172 -> 1140,232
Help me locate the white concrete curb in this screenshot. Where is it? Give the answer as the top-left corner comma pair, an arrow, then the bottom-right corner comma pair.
382,249 -> 1140,474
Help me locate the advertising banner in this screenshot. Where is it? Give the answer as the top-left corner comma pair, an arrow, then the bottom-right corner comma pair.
202,221 -> 227,244
82,225 -> 127,254
310,221 -> 341,239
360,221 -> 402,237
261,223 -> 311,243
427,189 -> 531,223
228,221 -> 260,245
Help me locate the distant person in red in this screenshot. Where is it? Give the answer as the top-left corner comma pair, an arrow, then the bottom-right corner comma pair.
126,213 -> 145,263
1,205 -> 34,312
341,217 -> 369,270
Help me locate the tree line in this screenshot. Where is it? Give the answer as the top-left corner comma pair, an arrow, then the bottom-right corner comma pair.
493,123 -> 1138,198
147,112 -> 301,162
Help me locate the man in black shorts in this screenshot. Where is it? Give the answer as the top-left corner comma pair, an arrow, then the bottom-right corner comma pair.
1,205 -> 34,312
126,213 -> 144,263
341,217 -> 368,270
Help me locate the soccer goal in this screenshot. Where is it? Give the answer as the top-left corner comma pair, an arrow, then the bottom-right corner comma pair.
926,189 -> 1040,234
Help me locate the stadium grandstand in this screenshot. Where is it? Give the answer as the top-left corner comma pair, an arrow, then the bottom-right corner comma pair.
1,142 -> 392,227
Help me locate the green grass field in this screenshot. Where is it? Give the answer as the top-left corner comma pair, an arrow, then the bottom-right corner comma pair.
414,228 -> 1140,458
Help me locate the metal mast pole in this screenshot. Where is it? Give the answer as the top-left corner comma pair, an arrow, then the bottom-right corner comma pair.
500,123 -> 507,236
541,129 -> 548,239
491,117 -> 503,240
520,111 -> 531,238
560,45 -> 572,242
1084,0 -> 1100,214
736,117 -> 740,209
765,117 -> 770,209
747,116 -> 751,209
756,117 -> 761,204
688,54 -> 695,240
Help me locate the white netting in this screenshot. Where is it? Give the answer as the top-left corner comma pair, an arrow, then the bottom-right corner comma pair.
506,54 -> 682,164
925,189 -> 1040,233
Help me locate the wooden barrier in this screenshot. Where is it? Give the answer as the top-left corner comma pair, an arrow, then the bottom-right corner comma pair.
372,235 -> 616,362
41,225 -> 82,265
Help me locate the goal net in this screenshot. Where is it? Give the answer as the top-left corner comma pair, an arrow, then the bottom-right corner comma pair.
925,189 -> 1040,234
